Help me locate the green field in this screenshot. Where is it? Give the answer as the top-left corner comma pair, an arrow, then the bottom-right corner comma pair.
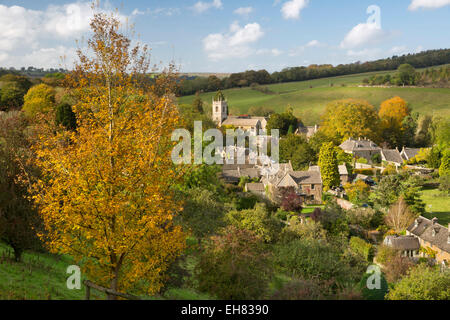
421,187 -> 450,225
178,69 -> 450,125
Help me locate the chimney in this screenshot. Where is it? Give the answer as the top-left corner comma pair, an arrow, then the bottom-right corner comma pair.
432,227 -> 438,237
414,219 -> 419,229
432,217 -> 438,225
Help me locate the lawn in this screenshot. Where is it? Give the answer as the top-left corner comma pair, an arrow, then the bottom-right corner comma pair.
421,187 -> 450,225
0,243 -> 85,300
178,68 -> 450,125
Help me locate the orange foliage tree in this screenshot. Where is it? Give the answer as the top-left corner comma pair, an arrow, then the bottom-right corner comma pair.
32,12 -> 185,297
379,96 -> 411,148
320,99 -> 380,143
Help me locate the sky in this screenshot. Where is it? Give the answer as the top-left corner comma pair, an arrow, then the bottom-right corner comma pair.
0,0 -> 449,73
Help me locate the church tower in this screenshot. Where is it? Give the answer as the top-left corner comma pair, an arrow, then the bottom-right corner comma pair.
212,91 -> 228,126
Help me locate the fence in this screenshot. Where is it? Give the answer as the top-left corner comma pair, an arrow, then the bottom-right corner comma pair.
83,280 -> 141,300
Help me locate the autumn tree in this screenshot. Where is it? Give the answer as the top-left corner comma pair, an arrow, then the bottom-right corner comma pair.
379,97 -> 411,147
22,84 -> 56,118
344,180 -> 371,205
32,12 -> 185,297
321,99 -> 380,143
318,142 -> 340,191
385,197 -> 416,233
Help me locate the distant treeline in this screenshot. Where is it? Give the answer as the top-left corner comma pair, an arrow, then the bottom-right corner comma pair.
177,49 -> 450,96
0,66 -> 67,79
364,65 -> 450,87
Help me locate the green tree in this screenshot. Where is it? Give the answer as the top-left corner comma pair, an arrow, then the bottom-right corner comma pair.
397,64 -> 416,86
280,134 -> 315,170
0,111 -> 42,261
55,102 -> 77,131
225,203 -> 283,243
266,109 -> 299,136
192,92 -> 204,114
0,83 -> 26,111
318,142 -> 340,191
387,264 -> 450,300
196,226 -> 272,300
439,148 -> 450,177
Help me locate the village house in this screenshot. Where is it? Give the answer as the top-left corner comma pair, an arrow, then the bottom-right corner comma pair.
381,148 -> 404,168
400,147 -> 422,162
309,165 -> 349,186
296,124 -> 320,139
244,183 -> 266,198
339,138 -> 381,163
383,235 -> 421,258
407,216 -> 450,265
262,167 -> 323,204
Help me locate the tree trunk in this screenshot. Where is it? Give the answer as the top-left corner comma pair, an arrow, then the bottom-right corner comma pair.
13,246 -> 22,262
107,276 -> 119,300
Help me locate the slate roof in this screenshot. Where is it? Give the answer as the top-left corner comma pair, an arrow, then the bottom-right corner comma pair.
287,170 -> 322,185
339,138 -> 380,152
401,147 -> 421,161
408,217 -> 450,254
381,149 -> 404,165
384,236 -> 420,251
309,165 -> 348,176
246,183 -> 265,192
222,116 -> 261,127
298,125 -> 320,138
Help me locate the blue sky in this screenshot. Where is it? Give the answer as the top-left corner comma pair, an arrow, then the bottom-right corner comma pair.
1,0 -> 449,72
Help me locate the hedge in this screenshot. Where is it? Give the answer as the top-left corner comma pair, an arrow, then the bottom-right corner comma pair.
349,237 -> 374,262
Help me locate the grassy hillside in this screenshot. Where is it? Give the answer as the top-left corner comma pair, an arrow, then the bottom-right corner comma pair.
178,69 -> 450,125
0,243 -> 85,300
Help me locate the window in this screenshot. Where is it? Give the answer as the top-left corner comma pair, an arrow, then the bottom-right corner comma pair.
311,184 -> 315,190
216,107 -> 219,112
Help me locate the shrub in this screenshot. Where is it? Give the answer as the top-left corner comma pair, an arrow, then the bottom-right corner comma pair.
349,237 -> 374,262
353,169 -> 375,176
196,226 -> 272,300
386,264 -> 450,300
375,245 -> 399,265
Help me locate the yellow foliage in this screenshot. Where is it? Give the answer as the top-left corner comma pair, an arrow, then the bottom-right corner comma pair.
32,12 -> 185,296
379,96 -> 410,130
22,84 -> 56,118
321,99 -> 380,143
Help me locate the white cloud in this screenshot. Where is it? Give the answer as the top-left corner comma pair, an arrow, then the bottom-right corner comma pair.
256,48 -> 283,56
340,22 -> 387,49
234,7 -> 253,17
0,2 -> 129,69
0,5 -> 41,51
44,2 -> 95,38
192,0 -> 223,14
133,7 -> 180,17
306,40 -> 324,48
281,0 -> 309,20
409,0 -> 450,10
203,22 -> 264,61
